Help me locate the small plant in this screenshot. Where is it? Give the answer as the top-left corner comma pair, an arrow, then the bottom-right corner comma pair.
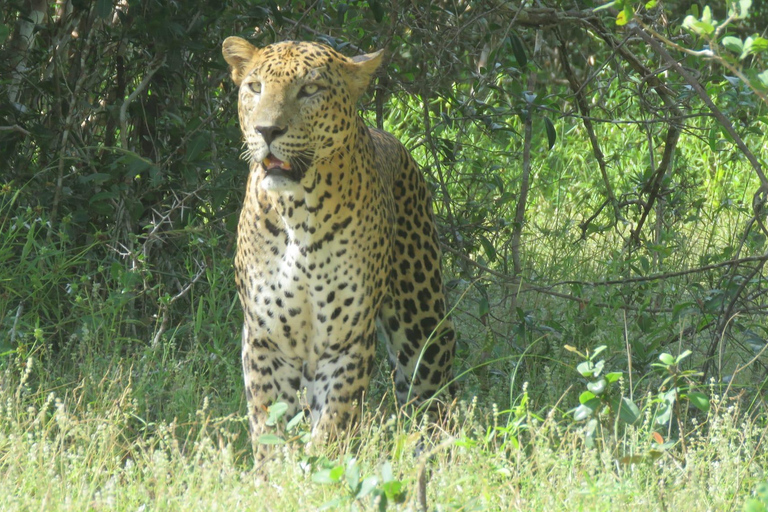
484,388 -> 540,453
257,402 -> 410,510
256,401 -> 310,447
650,351 -> 710,446
311,457 -> 406,511
566,345 -> 640,446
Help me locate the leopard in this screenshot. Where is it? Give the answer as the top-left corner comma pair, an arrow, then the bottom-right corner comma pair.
222,37 -> 456,458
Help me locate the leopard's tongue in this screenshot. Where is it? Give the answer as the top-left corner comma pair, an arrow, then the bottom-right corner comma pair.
263,155 -> 291,171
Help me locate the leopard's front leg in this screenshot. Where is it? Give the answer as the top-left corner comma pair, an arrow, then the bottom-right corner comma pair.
308,331 -> 377,444
241,327 -> 303,462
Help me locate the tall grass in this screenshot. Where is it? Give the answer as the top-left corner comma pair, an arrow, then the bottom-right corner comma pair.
1,353 -> 766,510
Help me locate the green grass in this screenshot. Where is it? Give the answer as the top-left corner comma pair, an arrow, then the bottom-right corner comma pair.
1,348 -> 766,511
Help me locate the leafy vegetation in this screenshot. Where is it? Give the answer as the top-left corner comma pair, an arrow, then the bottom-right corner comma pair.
1,0 -> 768,509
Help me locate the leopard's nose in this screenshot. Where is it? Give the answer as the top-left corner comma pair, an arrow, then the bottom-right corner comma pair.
256,125 -> 287,146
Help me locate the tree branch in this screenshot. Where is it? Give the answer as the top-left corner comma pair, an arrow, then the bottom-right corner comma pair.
119,54 -> 166,151
627,22 -> 768,193
555,30 -> 620,225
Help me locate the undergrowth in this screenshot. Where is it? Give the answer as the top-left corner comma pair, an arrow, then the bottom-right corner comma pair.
1,344 -> 767,511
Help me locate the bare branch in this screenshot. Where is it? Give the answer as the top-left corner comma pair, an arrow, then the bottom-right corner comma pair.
0,125 -> 31,136
151,262 -> 207,348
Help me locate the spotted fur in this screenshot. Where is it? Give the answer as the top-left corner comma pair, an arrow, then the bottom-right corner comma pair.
222,38 -> 455,457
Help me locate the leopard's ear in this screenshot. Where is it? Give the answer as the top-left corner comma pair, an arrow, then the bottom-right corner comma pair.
345,50 -> 384,100
222,37 -> 259,86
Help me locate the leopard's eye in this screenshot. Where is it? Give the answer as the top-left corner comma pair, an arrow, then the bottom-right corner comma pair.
299,83 -> 322,98
247,81 -> 262,94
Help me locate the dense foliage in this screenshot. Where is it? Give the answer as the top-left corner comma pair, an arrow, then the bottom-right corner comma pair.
2,0 -> 768,508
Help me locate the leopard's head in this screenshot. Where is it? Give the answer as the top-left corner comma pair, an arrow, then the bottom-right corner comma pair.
223,38 -> 383,193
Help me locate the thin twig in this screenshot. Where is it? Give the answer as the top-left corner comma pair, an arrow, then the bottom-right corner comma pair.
0,125 -> 31,136
703,257 -> 768,381
48,7 -> 95,242
629,122 -> 680,245
511,30 -> 542,276
119,54 -> 166,150
151,263 -> 207,348
9,302 -> 24,346
550,253 -> 768,287
555,30 -> 620,224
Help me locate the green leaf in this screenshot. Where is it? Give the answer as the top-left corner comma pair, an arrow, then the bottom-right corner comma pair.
645,0 -> 657,8
758,70 -> 768,88
683,15 -> 714,36
544,117 -> 556,150
312,466 -> 344,484
587,379 -> 607,395
591,345 -> 607,359
755,481 -> 768,500
257,433 -> 285,445
675,350 -> 692,364
687,391 -> 710,412
478,296 -> 490,317
658,353 -> 675,366
733,0 -> 752,19
593,0 -> 619,12
381,480 -> 404,502
605,372 -> 622,383
266,401 -> 289,426
79,173 -> 113,185
286,411 -> 304,431
345,458 -> 360,492
573,399 -> 600,421
693,20 -> 715,35
318,498 -> 346,511
741,37 -> 755,60
742,36 -> 768,60
330,465 -> 345,481
0,23 -> 10,45
89,190 -> 120,205
119,152 -> 152,176
509,33 -> 527,68
336,3 -> 348,23
579,390 -> 597,404
654,401 -> 672,426
584,418 -> 599,448
380,461 -> 394,483
577,361 -> 595,377
722,36 -> 744,55
743,498 -> 768,512
368,0 -> 385,23
479,235 -> 497,262
616,5 -> 633,26
186,133 -> 208,161
357,476 -> 378,498
750,37 -> 768,54
96,0 -> 112,19
613,397 -> 641,425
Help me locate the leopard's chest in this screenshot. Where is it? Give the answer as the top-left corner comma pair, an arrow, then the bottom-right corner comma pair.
238,219 -> 372,358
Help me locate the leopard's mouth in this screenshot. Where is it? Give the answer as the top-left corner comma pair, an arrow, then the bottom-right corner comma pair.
262,154 -> 302,182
